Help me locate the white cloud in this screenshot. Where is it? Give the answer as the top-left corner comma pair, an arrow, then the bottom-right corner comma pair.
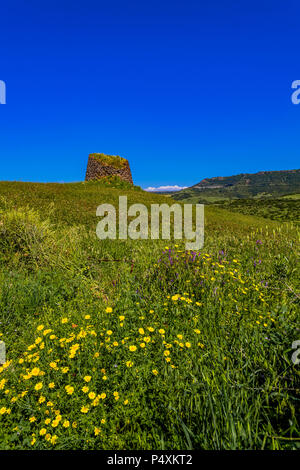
144,185 -> 188,192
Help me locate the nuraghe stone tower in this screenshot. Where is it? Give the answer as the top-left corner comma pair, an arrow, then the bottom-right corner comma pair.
85,153 -> 133,184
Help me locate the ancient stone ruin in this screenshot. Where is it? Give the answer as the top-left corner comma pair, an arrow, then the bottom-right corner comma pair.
85,153 -> 133,184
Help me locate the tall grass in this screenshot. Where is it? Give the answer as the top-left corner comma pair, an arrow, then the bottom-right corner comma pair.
0,182 -> 299,449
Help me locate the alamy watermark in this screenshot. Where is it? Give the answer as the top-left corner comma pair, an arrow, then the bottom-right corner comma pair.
0,341 -> 6,364
0,80 -> 6,104
291,340 -> 300,365
96,196 -> 204,251
291,80 -> 300,104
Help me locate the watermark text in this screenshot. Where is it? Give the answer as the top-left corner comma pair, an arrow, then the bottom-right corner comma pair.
0,80 -> 6,104
96,196 -> 204,250
291,80 -> 300,104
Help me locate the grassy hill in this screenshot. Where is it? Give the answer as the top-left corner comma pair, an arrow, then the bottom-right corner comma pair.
0,179 -> 165,228
213,197 -> 300,225
172,169 -> 300,203
0,180 -> 299,450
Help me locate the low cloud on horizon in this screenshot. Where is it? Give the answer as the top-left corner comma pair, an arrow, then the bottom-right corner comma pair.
144,185 -> 188,192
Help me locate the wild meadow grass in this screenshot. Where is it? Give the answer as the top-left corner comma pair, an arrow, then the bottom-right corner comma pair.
0,181 -> 299,449
214,197 -> 300,224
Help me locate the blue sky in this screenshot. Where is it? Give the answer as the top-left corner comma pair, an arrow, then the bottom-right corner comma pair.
0,0 -> 299,190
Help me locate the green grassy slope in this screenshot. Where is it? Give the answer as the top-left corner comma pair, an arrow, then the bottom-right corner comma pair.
0,181 -> 299,450
0,180 -> 168,228
213,198 -> 300,225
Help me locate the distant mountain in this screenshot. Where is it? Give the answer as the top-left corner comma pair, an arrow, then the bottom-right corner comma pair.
172,169 -> 300,203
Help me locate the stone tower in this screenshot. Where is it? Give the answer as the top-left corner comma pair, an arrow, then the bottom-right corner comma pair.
85,153 -> 133,184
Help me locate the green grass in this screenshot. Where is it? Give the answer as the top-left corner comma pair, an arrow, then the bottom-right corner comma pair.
282,193 -> 300,200
213,198 -> 300,225
0,181 -> 299,450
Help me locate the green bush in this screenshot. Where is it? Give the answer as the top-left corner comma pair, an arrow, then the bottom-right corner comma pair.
0,205 -> 57,267
0,204 -> 85,271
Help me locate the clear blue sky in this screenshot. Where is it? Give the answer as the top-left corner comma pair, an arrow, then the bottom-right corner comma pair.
0,0 -> 299,189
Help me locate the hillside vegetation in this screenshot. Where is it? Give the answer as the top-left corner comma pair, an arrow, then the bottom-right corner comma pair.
89,154 -> 129,169
213,198 -> 300,225
172,169 -> 300,203
0,180 -> 299,450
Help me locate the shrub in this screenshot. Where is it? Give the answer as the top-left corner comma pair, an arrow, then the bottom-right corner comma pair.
0,205 -> 58,267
